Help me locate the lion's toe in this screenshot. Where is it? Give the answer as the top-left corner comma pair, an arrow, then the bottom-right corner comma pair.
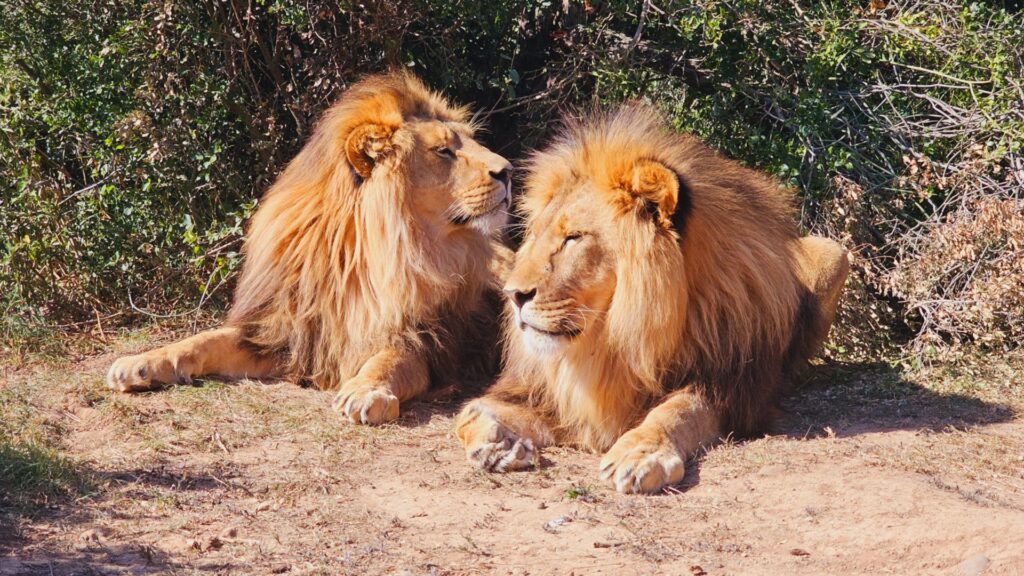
106,355 -> 158,393
600,434 -> 685,494
457,404 -> 536,472
333,386 -> 400,425
469,436 -> 535,472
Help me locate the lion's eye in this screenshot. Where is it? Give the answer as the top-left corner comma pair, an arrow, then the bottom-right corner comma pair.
563,232 -> 584,247
434,146 -> 455,159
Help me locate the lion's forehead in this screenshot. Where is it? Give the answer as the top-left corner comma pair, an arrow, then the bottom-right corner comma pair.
525,181 -> 610,235
405,118 -> 474,137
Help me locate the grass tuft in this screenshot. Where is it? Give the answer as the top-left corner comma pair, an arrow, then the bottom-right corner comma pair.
0,387 -> 91,511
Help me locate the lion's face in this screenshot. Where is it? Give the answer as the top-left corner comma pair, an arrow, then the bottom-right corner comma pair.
504,158 -> 682,358
347,118 -> 512,237
406,119 -> 513,235
504,186 -> 619,357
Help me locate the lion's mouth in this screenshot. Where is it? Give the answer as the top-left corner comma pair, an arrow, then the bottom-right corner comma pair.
520,321 -> 581,339
449,186 -> 510,226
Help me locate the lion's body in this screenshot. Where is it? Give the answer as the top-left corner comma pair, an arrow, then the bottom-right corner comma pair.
109,73 -> 513,424
456,106 -> 848,492
226,80 -> 496,390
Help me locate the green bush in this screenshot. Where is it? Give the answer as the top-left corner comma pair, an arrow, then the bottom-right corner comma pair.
2,0 -> 1021,356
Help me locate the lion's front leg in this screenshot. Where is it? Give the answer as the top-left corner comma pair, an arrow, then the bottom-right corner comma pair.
331,346 -> 429,425
107,327 -> 279,392
455,396 -> 554,472
599,386 -> 719,494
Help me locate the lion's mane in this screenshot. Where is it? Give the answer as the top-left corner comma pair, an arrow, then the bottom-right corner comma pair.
501,106 -> 828,447
226,72 -> 497,389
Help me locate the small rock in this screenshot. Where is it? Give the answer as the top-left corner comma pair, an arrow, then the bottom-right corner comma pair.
957,554 -> 989,576
204,536 -> 223,551
255,500 -> 273,513
220,526 -> 239,539
790,548 -> 811,557
690,566 -> 707,576
77,529 -> 107,550
186,538 -> 201,551
79,529 -> 103,543
537,501 -> 547,510
271,563 -> 291,573
543,515 -> 571,533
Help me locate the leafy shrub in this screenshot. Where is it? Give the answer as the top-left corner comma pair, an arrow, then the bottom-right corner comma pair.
2,0 -> 1021,357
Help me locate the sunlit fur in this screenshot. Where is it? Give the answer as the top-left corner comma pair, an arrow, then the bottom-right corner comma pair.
480,105 -> 846,452
108,72 -> 511,402
227,71 -> 506,390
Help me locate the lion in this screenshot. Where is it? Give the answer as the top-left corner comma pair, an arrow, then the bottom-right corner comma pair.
455,104 -> 849,493
108,71 -> 514,424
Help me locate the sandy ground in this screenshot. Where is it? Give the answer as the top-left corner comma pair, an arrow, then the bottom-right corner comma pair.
1,336 -> 1023,575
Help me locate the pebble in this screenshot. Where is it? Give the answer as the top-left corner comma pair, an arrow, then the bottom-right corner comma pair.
957,554 -> 990,576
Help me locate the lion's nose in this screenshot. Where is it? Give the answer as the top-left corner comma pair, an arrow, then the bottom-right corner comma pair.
503,286 -> 536,309
490,165 -> 513,190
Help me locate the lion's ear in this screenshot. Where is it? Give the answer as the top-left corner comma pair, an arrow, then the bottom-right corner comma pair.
619,159 -> 680,229
345,124 -> 394,179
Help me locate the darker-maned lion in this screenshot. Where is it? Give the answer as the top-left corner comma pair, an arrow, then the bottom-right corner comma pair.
108,72 -> 513,424
456,105 -> 848,492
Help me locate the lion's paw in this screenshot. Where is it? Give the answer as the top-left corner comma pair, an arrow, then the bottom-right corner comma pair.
107,354 -> 169,393
470,435 -> 535,472
599,429 -> 684,494
332,384 -> 400,425
458,404 -> 535,472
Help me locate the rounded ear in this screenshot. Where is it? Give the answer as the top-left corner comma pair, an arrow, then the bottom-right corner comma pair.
345,124 -> 394,179
619,159 -> 680,229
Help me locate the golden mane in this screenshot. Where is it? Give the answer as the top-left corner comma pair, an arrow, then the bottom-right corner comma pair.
226,72 -> 492,389
455,104 -> 847,492
109,71 -> 512,425
505,105 -> 822,445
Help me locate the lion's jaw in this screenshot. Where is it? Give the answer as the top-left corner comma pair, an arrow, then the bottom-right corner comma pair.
514,307 -> 574,358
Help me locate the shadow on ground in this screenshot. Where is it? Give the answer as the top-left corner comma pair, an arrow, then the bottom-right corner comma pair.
0,459 -> 256,574
781,360 -> 1015,438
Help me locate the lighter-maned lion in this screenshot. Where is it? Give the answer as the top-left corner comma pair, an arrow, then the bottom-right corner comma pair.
108,72 -> 513,424
455,105 -> 849,493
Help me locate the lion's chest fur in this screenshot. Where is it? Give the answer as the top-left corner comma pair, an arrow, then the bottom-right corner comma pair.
548,348 -> 650,452
232,186 -> 495,390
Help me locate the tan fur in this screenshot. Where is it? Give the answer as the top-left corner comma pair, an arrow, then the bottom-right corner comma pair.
456,105 -> 849,492
108,72 -> 513,424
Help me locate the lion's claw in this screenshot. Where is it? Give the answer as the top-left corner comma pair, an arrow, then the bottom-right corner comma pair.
332,386 -> 400,425
470,436 -> 535,472
600,431 -> 685,494
458,402 -> 536,472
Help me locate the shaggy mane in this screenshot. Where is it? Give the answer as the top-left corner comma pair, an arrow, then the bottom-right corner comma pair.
506,105 -> 815,446
226,72 -> 493,389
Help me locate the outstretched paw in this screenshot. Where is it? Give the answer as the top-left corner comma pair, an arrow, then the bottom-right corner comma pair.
470,435 -> 535,472
107,354 -> 173,393
457,403 -> 535,472
332,382 -> 400,425
599,429 -> 684,494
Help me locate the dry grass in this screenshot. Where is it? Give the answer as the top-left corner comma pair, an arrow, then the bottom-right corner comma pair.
1,335 -> 1023,575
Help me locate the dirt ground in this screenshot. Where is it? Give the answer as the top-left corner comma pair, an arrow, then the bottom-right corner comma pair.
2,331 -> 1023,575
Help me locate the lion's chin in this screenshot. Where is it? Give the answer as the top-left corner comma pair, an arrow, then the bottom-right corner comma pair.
467,208 -> 509,236
521,326 -> 571,358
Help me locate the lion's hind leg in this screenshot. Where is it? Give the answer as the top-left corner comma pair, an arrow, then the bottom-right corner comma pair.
107,326 -> 278,392
794,236 -> 850,331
